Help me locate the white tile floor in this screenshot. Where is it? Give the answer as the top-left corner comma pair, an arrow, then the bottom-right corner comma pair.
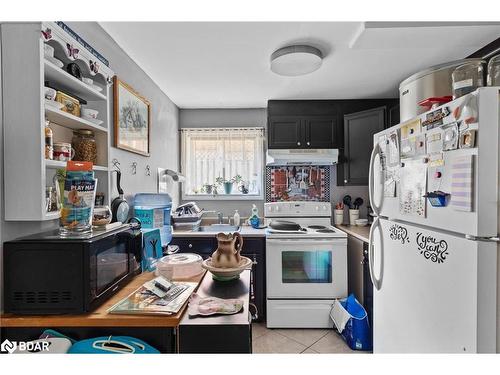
252,323 -> 363,354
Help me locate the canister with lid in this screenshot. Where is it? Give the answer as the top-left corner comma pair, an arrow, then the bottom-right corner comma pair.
487,54 -> 500,86
72,129 -> 97,164
451,60 -> 486,99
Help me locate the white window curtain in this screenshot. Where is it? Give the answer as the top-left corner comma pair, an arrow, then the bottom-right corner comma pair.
181,127 -> 265,196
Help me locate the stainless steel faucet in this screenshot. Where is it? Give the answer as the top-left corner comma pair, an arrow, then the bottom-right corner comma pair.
201,209 -> 225,224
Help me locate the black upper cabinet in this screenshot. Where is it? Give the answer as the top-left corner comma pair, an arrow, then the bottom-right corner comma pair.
268,117 -> 303,148
388,104 -> 400,127
304,117 -> 338,148
268,116 -> 337,149
267,99 -> 397,151
341,106 -> 386,186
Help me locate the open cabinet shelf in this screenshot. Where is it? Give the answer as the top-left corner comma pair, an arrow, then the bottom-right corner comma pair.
44,59 -> 107,101
45,106 -> 108,133
2,22 -> 114,221
45,159 -> 109,171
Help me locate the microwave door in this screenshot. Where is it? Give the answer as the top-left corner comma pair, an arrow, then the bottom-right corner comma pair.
93,235 -> 131,297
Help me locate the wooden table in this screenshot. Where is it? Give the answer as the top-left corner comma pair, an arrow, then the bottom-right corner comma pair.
1,272 -> 205,353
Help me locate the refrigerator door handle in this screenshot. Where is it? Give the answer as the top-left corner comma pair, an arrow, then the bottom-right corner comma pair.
369,142 -> 383,217
368,216 -> 383,291
465,234 -> 500,242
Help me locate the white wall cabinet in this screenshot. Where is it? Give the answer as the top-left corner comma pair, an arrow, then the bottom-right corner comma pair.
1,22 -> 114,221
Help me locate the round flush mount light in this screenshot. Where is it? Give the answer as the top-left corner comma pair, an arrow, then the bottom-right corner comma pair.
270,45 -> 323,76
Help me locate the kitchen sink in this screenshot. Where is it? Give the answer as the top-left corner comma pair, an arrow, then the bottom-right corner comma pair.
197,224 -> 241,232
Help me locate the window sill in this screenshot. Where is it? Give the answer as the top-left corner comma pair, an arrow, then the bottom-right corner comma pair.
182,193 -> 263,201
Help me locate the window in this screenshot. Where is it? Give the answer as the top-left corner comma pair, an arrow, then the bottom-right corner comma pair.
181,127 -> 264,199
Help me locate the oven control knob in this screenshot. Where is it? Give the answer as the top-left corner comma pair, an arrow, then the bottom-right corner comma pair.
275,205 -> 280,212
315,206 -> 319,211
322,205 -> 328,211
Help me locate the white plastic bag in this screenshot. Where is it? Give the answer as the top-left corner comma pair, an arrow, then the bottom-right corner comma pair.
330,299 -> 351,333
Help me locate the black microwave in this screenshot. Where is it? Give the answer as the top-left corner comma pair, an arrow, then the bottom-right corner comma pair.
3,225 -> 142,315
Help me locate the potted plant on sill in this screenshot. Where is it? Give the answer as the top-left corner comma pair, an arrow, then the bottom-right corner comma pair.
201,183 -> 218,196
216,175 -> 242,194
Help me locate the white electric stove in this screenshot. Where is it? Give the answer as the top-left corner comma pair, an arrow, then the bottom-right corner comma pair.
264,201 -> 347,328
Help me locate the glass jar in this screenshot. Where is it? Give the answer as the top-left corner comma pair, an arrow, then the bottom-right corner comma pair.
487,54 -> 500,86
452,60 -> 486,99
45,119 -> 53,160
72,129 -> 97,163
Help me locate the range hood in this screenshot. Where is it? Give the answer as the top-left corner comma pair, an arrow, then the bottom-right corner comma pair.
266,149 -> 339,166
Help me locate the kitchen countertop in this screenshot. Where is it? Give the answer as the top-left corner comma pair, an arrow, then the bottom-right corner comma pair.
172,225 -> 266,237
335,224 -> 371,243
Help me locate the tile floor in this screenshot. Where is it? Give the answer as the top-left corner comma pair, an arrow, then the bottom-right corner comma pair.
252,323 -> 360,354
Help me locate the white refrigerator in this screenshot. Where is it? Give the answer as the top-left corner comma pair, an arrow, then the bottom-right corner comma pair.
368,88 -> 499,353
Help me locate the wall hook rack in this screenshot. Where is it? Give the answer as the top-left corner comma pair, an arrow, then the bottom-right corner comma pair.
145,165 -> 151,176
111,158 -> 121,171
131,162 -> 137,175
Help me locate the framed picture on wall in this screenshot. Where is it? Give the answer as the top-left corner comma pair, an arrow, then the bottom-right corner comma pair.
113,76 -> 151,156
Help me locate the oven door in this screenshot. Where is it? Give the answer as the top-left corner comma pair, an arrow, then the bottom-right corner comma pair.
266,237 -> 347,299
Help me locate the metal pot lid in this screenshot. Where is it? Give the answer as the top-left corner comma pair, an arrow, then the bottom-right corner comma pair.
74,129 -> 95,135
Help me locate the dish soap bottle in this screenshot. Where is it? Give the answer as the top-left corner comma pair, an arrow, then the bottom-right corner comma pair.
233,209 -> 241,226
248,204 -> 260,229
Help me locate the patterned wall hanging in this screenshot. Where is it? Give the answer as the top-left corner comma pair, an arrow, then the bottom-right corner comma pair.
266,166 -> 330,202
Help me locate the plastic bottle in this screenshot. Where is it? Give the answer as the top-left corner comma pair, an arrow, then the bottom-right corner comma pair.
249,204 -> 260,229
233,210 -> 241,226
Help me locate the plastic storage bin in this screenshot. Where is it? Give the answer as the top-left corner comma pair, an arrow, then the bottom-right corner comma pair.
133,193 -> 172,246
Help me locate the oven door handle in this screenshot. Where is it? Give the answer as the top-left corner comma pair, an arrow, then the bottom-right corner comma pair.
266,238 -> 341,245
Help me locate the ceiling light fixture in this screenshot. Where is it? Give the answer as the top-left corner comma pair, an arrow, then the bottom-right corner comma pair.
270,45 -> 323,76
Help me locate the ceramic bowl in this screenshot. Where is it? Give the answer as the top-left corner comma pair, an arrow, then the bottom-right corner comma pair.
355,219 -> 368,226
44,86 -> 57,101
92,206 -> 112,227
202,256 -> 252,281
44,44 -> 54,58
81,108 -> 99,120
82,77 -> 93,85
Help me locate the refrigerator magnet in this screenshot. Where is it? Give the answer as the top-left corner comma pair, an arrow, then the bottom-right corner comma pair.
387,130 -> 400,167
424,191 -> 450,207
400,137 -> 416,158
415,134 -> 427,156
421,107 -> 451,129
426,131 -> 443,154
400,118 -> 421,139
459,129 -> 476,149
442,122 -> 459,151
429,153 -> 445,167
